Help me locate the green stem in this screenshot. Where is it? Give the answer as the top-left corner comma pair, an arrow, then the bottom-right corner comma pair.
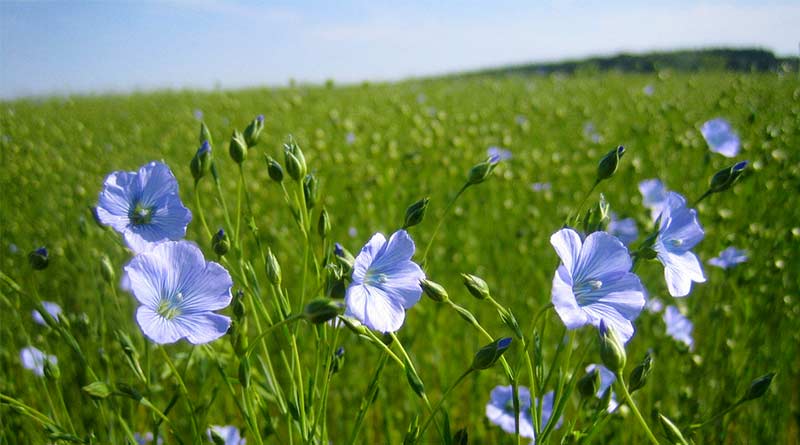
418,369 -> 472,436
160,347 -> 201,442
422,183 -> 469,263
688,400 -> 743,430
347,352 -> 388,445
569,180 -> 599,224
194,181 -> 212,240
614,373 -> 661,445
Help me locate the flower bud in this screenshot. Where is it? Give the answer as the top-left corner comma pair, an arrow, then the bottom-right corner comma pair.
265,155 -> 284,182
596,145 -> 625,182
284,139 -> 307,181
339,315 -> 369,336
598,320 -> 626,373
233,289 -> 246,320
318,208 -> 331,239
83,381 -> 113,399
229,130 -> 247,164
577,367 -> 601,398
212,228 -> 230,256
239,356 -> 251,388
420,279 -> 449,303
324,263 -> 346,299
741,372 -> 775,401
28,247 -> 49,270
190,141 -> 213,182
303,298 -> 342,324
263,248 -> 281,286
583,194 -> 610,233
199,122 -> 213,146
303,174 -> 318,210
100,255 -> 115,284
470,337 -> 512,371
628,353 -> 653,393
658,413 -> 689,445
243,114 -> 265,148
461,273 -> 491,300
403,415 -> 420,445
498,307 -> 524,340
330,346 -> 346,374
404,358 -> 425,398
403,197 -> 430,229
44,359 -> 61,380
466,159 -> 497,185
333,243 -> 355,270
709,160 -> 748,194
209,429 -> 226,445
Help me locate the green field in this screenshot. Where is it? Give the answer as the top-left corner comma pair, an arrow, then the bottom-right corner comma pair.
1,71 -> 799,444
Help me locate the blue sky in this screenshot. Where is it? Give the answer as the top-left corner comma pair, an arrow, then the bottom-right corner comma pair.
1,0 -> 797,99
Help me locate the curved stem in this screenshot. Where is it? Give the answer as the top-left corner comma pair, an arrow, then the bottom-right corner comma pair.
160,347 -> 201,442
422,183 -> 468,263
193,182 -> 212,240
614,373 -> 661,445
418,369 -> 472,436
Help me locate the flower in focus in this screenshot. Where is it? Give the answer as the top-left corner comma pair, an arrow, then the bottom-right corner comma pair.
608,212 -> 638,246
345,230 -> 425,333
701,118 -> 740,157
96,161 -> 192,253
32,301 -> 62,325
20,346 -> 57,376
550,228 -> 646,343
485,386 -> 559,440
487,146 -> 512,163
663,306 -> 694,350
586,364 -> 619,412
122,241 -> 233,344
654,192 -> 706,297
708,246 -> 748,269
207,425 -> 245,445
638,179 -> 669,220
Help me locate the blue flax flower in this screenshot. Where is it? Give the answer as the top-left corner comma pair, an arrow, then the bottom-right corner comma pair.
654,192 -> 706,297
487,146 -> 512,163
345,230 -> 425,333
485,385 -> 559,441
701,118 -> 740,157
638,179 -> 668,221
32,301 -> 62,325
96,161 -> 192,253
608,212 -> 638,246
123,241 -> 232,344
708,246 -> 748,269
20,346 -> 56,376
207,425 -> 245,444
586,364 -> 619,412
663,305 -> 694,350
550,228 -> 646,343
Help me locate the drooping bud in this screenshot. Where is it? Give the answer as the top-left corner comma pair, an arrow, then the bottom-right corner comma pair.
333,243 -> 355,270
461,273 -> 491,300
598,320 -> 626,373
212,228 -> 230,256
658,413 -> 690,445
596,145 -> 626,182
404,357 -> 425,398
403,197 -> 430,229
324,263 -> 346,299
577,367 -> 601,398
232,290 -> 246,320
243,114 -> 265,148
229,130 -> 247,164
190,141 -> 213,182
303,174 -> 318,210
265,155 -> 284,182
265,248 -> 282,286
741,372 -> 775,402
283,138 -> 307,181
28,247 -> 49,270
470,337 -> 512,371
330,346 -> 345,374
628,353 -> 653,393
466,159 -> 497,185
708,160 -> 748,194
100,255 -> 115,284
498,307 -> 524,340
44,359 -> 61,380
303,298 -> 342,324
318,208 -> 331,239
199,121 -> 213,146
420,279 -> 449,303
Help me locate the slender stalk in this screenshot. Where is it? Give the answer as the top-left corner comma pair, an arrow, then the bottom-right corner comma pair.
194,181 -> 212,240
689,400 -> 743,430
347,352 -> 388,445
614,373 -> 661,445
569,180 -> 599,223
418,369 -> 472,436
160,347 -> 201,442
421,183 -> 469,263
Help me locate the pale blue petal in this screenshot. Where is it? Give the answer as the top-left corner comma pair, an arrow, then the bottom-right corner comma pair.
345,284 -> 406,333
174,312 -> 231,345
208,425 -> 244,445
136,306 -> 184,344
123,250 -> 169,308
20,346 -> 56,376
370,230 -> 416,274
376,261 -> 425,309
574,231 -> 631,283
32,301 -> 62,325
708,246 -> 748,269
352,233 -> 386,283
659,250 -> 706,297
582,307 -> 635,343
701,118 -> 740,157
137,162 -> 180,206
486,385 -> 535,439
664,306 -> 694,349
660,194 -> 703,251
179,261 -> 233,313
539,390 -> 562,431
96,170 -> 137,232
608,215 -> 637,246
638,179 -> 667,213
550,228 -> 582,275
551,266 -> 588,330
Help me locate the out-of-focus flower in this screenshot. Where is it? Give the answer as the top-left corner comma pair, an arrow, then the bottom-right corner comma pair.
531,182 -> 552,192
638,179 -> 669,220
20,346 -> 57,377
643,84 -> 654,96
122,241 -> 232,344
608,213 -> 638,246
701,118 -> 740,157
345,132 -> 356,145
207,425 -> 245,444
345,230 -> 425,333
487,146 -> 512,163
663,306 -> 694,350
654,192 -> 706,297
586,364 -> 619,412
485,385 -> 559,440
32,301 -> 62,326
550,228 -> 646,343
708,246 -> 748,269
96,161 -> 192,253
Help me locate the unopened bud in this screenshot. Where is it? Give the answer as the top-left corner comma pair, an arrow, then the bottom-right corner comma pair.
577,368 -> 601,398
333,243 -> 355,270
229,130 -> 247,164
83,381 -> 113,399
658,413 -> 689,445
598,320 -> 626,373
466,159 -> 497,185
303,174 -> 318,210
209,429 -> 226,445
462,273 -> 491,300
628,353 -> 653,393
596,145 -> 625,182
44,359 -> 60,380
303,298 -> 342,324
741,372 -> 775,401
403,197 -> 430,229
404,359 -> 425,397
265,155 -> 284,182
318,208 -> 331,238
233,290 -> 245,320
283,138 -> 307,181
212,228 -> 230,256
100,255 -> 115,284
324,263 -> 346,299
199,122 -> 213,146
265,248 -> 282,286
470,337 -> 512,371
420,279 -> 449,303
330,346 -> 345,374
190,141 -> 213,182
29,247 -> 49,270
709,160 -> 748,194
243,114 -> 265,148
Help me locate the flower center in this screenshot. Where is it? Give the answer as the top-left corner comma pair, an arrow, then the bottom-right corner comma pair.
130,202 -> 154,225
364,270 -> 388,286
156,292 -> 184,320
669,239 -> 683,248
574,279 -> 603,304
